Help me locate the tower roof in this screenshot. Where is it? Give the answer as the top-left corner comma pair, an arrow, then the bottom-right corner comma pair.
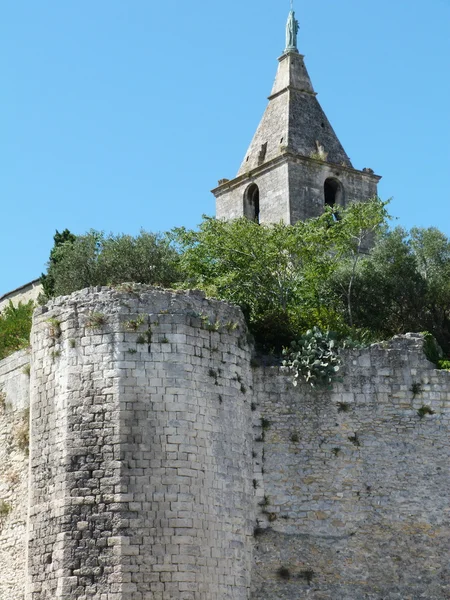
237,14 -> 352,176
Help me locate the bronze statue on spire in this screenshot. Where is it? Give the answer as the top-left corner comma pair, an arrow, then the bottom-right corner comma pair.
285,9 -> 299,53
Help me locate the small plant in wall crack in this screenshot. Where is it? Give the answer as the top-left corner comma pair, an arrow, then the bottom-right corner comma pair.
124,315 -> 146,332
0,391 -> 6,411
411,382 -> 423,398
417,405 -> 435,418
0,500 -> 12,519
298,569 -> 315,585
261,417 -> 271,431
15,408 -> 30,455
348,433 -> 361,447
46,317 -> 61,340
86,312 -> 107,330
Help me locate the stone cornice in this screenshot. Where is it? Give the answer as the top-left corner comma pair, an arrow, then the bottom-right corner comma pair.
212,150 -> 382,196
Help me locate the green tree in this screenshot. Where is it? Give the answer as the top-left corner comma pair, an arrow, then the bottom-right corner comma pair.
173,200 -> 388,350
326,198 -> 389,329
43,230 -> 181,298
40,229 -> 76,298
0,301 -> 34,360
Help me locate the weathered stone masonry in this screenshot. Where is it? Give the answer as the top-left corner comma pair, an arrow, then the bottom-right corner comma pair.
0,349 -> 30,600
27,287 -> 255,600
0,287 -> 450,599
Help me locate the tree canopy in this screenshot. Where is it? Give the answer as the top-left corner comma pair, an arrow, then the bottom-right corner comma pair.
35,198 -> 450,356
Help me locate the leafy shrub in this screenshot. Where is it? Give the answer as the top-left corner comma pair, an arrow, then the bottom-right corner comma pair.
282,327 -> 341,387
438,360 -> 450,370
42,230 -> 181,299
422,332 -> 443,365
0,301 -> 33,360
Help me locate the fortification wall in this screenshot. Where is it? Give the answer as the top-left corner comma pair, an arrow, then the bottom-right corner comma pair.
0,349 -> 31,600
2,287 -> 450,600
251,335 -> 450,599
27,286 -> 255,600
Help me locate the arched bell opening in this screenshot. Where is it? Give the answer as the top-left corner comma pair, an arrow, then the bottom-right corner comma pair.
243,183 -> 260,223
324,178 -> 345,209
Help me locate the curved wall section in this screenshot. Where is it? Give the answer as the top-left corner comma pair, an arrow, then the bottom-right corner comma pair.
27,286 -> 254,600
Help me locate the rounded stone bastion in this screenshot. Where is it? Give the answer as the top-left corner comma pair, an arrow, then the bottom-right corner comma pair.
27,285 -> 255,600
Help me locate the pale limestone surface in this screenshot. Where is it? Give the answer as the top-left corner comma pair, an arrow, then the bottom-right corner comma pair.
0,349 -> 30,600
251,335 -> 450,599
27,286 -> 254,600
0,289 -> 449,599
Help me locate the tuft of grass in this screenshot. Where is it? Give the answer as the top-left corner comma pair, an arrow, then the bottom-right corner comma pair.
259,495 -> 270,507
0,391 -> 6,411
225,321 -> 239,333
160,336 -> 170,344
69,339 -> 76,348
50,350 -> 61,360
332,447 -> 341,456
86,312 -> 107,329
251,402 -> 257,411
290,432 -> 299,443
127,348 -> 137,354
46,318 -> 61,339
15,408 -> 30,455
124,315 -> 146,332
22,364 -> 31,377
298,569 -> 315,585
208,368 -> 217,379
417,405 -> 435,418
240,384 -> 247,394
348,433 -> 361,447
337,402 -> 350,413
0,500 -> 12,518
411,382 -> 423,398
261,417 -> 271,431
252,479 -> 259,489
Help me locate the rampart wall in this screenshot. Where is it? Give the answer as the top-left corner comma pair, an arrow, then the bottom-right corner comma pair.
252,335 -> 450,599
0,349 -> 30,600
0,287 -> 449,599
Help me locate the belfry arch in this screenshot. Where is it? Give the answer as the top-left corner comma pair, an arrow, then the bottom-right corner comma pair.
243,183 -> 260,223
324,178 -> 345,208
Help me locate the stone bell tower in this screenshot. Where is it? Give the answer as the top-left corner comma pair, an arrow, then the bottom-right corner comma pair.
212,9 -> 381,223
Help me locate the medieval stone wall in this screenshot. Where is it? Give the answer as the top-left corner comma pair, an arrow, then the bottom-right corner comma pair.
251,335 -> 450,599
27,286 -> 255,600
1,288 -> 450,599
0,349 -> 31,600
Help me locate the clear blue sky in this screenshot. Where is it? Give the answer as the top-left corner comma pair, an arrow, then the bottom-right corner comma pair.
1,0 -> 449,296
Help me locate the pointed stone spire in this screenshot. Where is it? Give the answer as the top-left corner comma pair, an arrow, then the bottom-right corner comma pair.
237,47 -> 352,176
213,9 -> 381,225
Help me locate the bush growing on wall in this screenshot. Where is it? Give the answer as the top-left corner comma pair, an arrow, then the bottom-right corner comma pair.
0,301 -> 33,360
41,230 -> 182,299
